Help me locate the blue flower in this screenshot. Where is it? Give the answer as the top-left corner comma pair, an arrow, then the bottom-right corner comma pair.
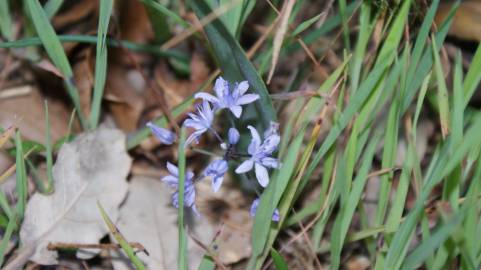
235,123 -> 280,187
146,122 -> 176,145
161,162 -> 198,216
249,198 -> 280,222
221,127 -> 240,150
183,101 -> 215,146
228,127 -> 240,145
204,159 -> 228,192
194,77 -> 259,118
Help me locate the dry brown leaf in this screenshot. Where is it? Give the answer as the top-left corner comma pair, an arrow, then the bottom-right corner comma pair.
0,86 -> 69,142
18,126 -> 131,265
72,48 -> 95,119
436,1 -> 481,42
152,62 -> 201,110
105,65 -> 145,132
119,1 -> 153,43
52,0 -> 97,29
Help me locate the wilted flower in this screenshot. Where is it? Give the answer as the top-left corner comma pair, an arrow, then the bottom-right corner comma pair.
161,162 -> 198,215
249,198 -> 280,222
183,101 -> 215,146
235,124 -> 280,187
146,122 -> 176,145
194,77 -> 259,118
204,159 -> 228,192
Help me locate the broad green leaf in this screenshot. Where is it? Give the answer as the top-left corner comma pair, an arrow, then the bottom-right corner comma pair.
189,0 -> 277,130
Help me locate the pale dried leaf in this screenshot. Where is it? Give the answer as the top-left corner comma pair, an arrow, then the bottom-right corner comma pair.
19,126 -> 132,265
111,176 -> 213,270
267,0 -> 296,83
0,86 -> 69,142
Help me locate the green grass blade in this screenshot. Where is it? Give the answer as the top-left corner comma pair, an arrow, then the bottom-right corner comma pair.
401,211 -> 466,270
349,1 -> 375,92
330,131 -> 380,269
338,0 -> 350,51
44,101 -> 54,193
90,0 -> 113,129
44,0 -> 63,18
141,0 -> 190,28
0,215 -> 16,267
177,128 -> 187,270
0,0 -> 13,40
291,12 -> 324,37
304,0 -> 410,190
0,35 -> 189,61
463,43 -> 481,106
401,1 -> 456,112
197,256 -> 215,270
432,36 -> 450,137
189,0 -> 277,129
385,114 -> 481,269
98,203 -> 146,270
248,128 -> 305,269
271,248 -> 288,270
14,131 -> 27,222
24,0 -> 87,129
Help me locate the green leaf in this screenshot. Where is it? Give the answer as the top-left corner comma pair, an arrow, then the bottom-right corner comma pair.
292,12 -> 324,37
197,255 -> 215,270
271,249 -> 288,270
248,127 -> 305,268
0,35 -> 189,61
15,131 -> 27,222
44,0 -> 63,18
401,210 -> 466,270
98,203 -> 146,270
90,0 -> 113,129
24,0 -> 87,129
189,0 -> 277,129
0,0 -> 13,40
44,101 -> 54,193
0,216 -> 16,267
141,0 -> 190,29
177,128 -> 188,270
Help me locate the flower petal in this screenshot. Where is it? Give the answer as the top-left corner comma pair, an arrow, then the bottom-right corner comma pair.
194,92 -> 219,103
272,209 -> 280,222
264,121 -> 279,139
146,122 -> 176,145
228,127 -> 240,145
247,125 -> 261,154
161,175 -> 178,188
236,94 -> 259,105
236,81 -> 249,95
249,198 -> 260,218
261,134 -> 280,154
183,118 -> 206,130
229,105 -> 242,118
261,157 -> 280,168
255,163 -> 269,187
235,159 -> 254,174
166,162 -> 178,176
212,176 -> 224,193
214,76 -> 229,98
185,131 -> 201,146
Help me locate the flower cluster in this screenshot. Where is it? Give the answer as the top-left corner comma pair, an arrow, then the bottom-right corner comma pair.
148,77 -> 280,221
